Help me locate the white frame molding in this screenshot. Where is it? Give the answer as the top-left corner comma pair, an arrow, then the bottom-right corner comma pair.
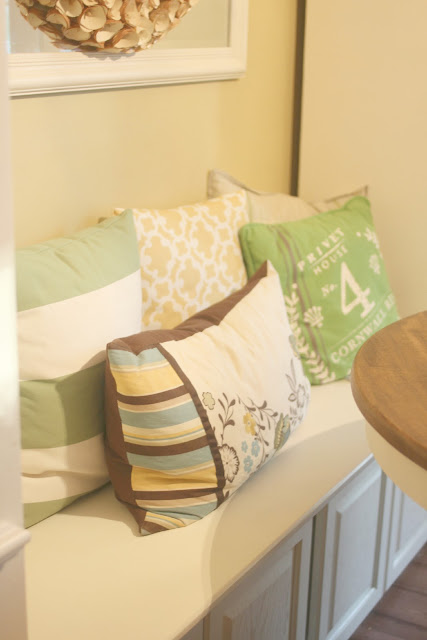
0,523 -> 30,568
8,0 -> 248,97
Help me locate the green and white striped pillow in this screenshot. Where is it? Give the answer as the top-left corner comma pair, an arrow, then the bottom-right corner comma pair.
17,211 -> 142,528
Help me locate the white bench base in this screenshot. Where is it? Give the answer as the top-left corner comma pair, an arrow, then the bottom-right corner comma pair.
25,380 -> 427,640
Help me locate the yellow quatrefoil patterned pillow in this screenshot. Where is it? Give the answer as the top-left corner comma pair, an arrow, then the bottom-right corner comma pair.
115,191 -> 250,329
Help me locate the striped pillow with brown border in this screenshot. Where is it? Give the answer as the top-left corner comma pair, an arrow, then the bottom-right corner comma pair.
105,262 -> 311,535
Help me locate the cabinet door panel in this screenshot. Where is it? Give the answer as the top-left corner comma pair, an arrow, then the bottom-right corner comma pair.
206,520 -> 312,640
385,484 -> 427,589
308,459 -> 392,640
181,621 -> 204,640
222,567 -> 293,640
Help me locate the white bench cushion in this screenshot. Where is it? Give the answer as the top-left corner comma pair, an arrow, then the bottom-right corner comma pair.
25,380 -> 370,640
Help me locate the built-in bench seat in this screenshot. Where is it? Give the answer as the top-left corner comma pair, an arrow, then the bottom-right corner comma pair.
25,380 -> 371,640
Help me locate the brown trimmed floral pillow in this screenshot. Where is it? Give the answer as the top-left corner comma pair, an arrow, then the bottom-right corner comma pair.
104,262 -> 310,535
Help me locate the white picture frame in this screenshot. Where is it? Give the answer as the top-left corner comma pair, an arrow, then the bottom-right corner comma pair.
8,0 -> 248,97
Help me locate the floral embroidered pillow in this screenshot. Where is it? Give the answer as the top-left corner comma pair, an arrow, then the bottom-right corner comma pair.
104,261 -> 310,535
239,197 -> 399,384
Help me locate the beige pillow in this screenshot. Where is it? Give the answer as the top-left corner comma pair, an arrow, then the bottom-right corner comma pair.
115,190 -> 249,330
309,187 -> 369,213
207,169 -> 368,224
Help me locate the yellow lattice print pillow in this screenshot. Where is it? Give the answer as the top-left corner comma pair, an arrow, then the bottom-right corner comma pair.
115,191 -> 249,329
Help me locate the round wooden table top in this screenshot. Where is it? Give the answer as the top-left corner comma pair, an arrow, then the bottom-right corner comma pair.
351,311 -> 427,472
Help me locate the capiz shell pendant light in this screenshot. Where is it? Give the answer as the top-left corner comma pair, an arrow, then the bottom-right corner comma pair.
14,0 -> 199,53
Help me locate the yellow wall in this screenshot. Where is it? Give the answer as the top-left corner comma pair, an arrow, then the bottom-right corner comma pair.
11,0 -> 298,248
299,0 -> 427,317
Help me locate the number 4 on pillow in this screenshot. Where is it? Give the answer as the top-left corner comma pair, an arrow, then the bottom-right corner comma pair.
340,262 -> 375,319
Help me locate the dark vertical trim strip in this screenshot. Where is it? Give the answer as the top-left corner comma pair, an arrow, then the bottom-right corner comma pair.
291,0 -> 307,196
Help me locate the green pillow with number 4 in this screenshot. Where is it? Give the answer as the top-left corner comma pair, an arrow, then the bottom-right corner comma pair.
238,196 -> 399,384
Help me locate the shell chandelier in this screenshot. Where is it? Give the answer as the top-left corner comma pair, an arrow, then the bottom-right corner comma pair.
15,0 -> 199,53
